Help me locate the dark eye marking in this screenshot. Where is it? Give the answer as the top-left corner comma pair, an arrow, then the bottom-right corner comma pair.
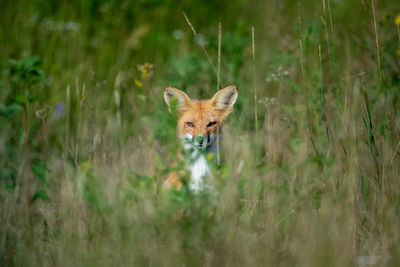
207,121 -> 217,127
185,122 -> 194,127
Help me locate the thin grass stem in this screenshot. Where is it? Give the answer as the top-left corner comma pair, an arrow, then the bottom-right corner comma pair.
182,11 -> 219,89
371,0 -> 383,91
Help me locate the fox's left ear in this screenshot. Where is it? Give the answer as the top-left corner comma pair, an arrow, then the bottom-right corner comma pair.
211,85 -> 238,111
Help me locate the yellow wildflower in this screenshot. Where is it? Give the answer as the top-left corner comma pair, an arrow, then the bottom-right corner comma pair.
80,160 -> 92,173
395,14 -> 400,25
135,79 -> 143,87
396,50 -> 400,56
137,63 -> 154,79
206,153 -> 215,162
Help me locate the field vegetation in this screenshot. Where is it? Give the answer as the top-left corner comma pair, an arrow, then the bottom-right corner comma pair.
1,0 -> 400,266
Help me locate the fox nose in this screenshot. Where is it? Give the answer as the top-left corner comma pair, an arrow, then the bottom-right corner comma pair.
194,136 -> 204,145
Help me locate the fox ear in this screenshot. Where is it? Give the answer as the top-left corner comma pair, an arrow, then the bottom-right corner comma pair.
164,86 -> 192,111
212,85 -> 238,111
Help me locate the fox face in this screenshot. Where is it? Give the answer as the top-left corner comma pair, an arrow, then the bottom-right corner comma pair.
164,85 -> 238,150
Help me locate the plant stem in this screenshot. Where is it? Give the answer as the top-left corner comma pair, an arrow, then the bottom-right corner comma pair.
371,0 -> 383,91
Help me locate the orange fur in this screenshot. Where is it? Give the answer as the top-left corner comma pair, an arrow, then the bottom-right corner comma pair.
163,171 -> 183,190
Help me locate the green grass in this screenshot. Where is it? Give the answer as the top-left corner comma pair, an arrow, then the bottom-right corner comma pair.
1,0 -> 400,266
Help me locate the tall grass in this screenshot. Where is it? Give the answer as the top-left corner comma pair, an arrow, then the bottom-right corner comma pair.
1,0 -> 400,266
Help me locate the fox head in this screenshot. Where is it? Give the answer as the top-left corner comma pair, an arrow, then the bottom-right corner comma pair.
164,85 -> 238,150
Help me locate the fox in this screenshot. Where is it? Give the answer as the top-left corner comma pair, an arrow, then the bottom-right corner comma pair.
162,85 -> 238,191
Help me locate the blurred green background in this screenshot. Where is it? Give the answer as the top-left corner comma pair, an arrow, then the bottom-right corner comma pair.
1,0 -> 400,266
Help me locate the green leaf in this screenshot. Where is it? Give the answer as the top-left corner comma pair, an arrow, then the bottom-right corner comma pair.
32,160 -> 46,183
128,173 -> 152,188
15,94 -> 25,104
7,103 -> 23,112
31,189 -> 51,203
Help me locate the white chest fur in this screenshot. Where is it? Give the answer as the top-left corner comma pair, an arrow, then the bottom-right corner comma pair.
182,134 -> 219,191
188,153 -> 211,191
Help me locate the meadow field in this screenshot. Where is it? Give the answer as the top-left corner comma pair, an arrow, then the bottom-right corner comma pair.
1,0 -> 400,266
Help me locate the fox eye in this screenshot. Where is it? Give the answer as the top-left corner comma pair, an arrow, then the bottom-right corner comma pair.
185,122 -> 194,128
207,121 -> 217,127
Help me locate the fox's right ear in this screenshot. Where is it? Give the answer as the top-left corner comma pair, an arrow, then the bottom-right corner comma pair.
164,86 -> 192,112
